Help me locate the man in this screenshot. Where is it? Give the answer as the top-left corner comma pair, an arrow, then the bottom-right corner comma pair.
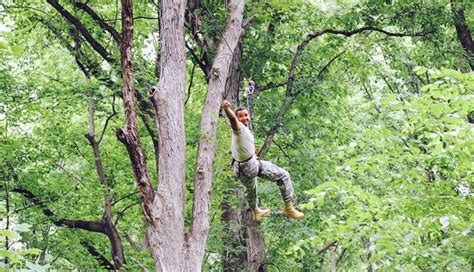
221,100 -> 304,221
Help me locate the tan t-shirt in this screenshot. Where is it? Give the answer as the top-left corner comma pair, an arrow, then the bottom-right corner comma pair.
232,122 -> 255,161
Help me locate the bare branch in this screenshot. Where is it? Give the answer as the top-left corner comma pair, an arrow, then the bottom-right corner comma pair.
317,240 -> 338,255
185,62 -> 197,105
11,188 -> 106,233
130,257 -> 151,272
112,191 -> 138,206
55,162 -> 86,184
81,241 -> 115,270
259,25 -> 425,157
98,94 -> 118,145
75,2 -> 122,45
185,40 -> 209,78
255,81 -> 287,94
362,83 -> 382,114
46,0 -> 113,62
114,202 -> 140,226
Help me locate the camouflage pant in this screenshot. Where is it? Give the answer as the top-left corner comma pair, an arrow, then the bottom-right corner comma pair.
233,156 -> 294,209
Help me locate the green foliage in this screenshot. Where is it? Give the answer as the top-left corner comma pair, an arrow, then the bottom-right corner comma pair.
0,226 -> 50,271
296,69 -> 473,270
1,0 -> 473,270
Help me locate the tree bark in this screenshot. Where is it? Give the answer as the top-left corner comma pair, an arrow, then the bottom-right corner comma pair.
221,193 -> 246,271
242,204 -> 267,272
331,245 -> 337,272
85,97 -> 125,269
186,0 -> 244,270
451,0 -> 474,70
146,0 -> 188,270
221,43 -> 247,272
118,0 -> 244,269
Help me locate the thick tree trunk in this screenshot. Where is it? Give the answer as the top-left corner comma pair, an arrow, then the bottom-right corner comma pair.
242,204 -> 267,272
451,0 -> 474,70
221,193 -> 246,271
221,43 -> 247,272
147,0 -> 188,270
186,1 -> 244,270
120,0 -> 244,269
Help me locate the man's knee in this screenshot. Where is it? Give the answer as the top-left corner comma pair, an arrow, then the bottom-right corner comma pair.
279,169 -> 290,180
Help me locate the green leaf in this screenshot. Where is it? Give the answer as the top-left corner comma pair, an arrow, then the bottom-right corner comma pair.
18,248 -> 42,255
10,45 -> 24,58
0,230 -> 15,239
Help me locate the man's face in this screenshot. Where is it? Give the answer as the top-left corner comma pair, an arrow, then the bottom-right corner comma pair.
236,110 -> 250,127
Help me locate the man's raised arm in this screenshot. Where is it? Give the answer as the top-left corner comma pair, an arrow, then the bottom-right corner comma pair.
221,100 -> 239,131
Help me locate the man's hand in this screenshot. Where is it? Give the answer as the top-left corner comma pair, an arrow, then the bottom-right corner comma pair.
221,100 -> 239,131
221,100 -> 230,110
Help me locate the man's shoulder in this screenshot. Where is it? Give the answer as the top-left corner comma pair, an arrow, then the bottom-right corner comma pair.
232,122 -> 243,133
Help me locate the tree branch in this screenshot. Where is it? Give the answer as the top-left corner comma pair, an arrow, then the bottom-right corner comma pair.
255,81 -> 287,94
317,240 -> 338,255
84,97 -> 114,223
116,0 -> 155,225
11,188 -> 106,233
80,241 -> 115,270
185,40 -> 209,78
75,2 -> 122,45
258,51 -> 344,158
450,0 -> 474,69
259,26 -> 425,157
97,94 -> 118,145
46,0 -> 113,62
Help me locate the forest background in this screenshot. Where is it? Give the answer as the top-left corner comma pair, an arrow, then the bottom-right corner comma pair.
0,0 -> 473,271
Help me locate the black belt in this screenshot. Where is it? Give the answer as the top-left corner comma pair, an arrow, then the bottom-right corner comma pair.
233,155 -> 254,164
232,156 -> 261,179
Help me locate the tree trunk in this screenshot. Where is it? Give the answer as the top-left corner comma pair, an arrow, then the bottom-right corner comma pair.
331,245 -> 337,272
221,43 -> 247,272
119,0 -> 244,269
3,170 -> 10,265
148,0 -> 188,269
221,189 -> 246,272
451,0 -> 474,70
242,204 -> 267,272
185,0 -> 244,269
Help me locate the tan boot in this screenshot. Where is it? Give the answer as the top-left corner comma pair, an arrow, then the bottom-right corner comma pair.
282,201 -> 304,220
253,207 -> 271,222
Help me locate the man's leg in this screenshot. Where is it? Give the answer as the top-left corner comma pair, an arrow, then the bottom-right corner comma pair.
258,160 -> 303,219
258,160 -> 294,202
240,176 -> 258,210
233,160 -> 270,221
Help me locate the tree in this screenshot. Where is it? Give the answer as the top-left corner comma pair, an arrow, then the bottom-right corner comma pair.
117,0 -> 244,270
1,1 -> 472,270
